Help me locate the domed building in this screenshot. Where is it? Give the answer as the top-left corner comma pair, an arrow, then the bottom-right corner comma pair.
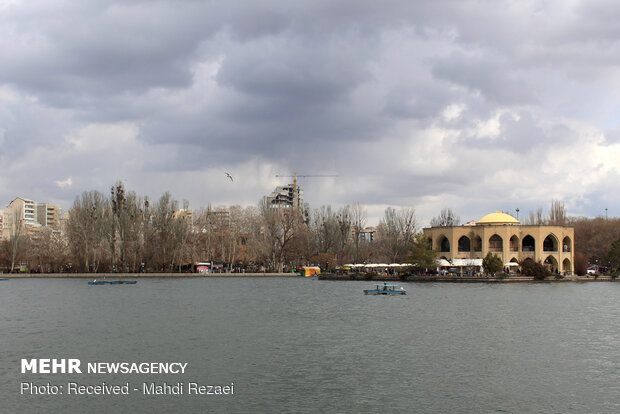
422,211 -> 574,275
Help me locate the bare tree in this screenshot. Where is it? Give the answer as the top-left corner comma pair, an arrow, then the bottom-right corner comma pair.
221,205 -> 260,270
7,209 -> 24,272
65,190 -> 111,272
258,202 -> 306,272
430,208 -> 460,227
523,206 -> 545,225
376,207 -> 417,263
194,205 -> 235,267
307,205 -> 350,268
146,192 -> 179,271
170,203 -> 193,272
350,202 -> 367,263
570,216 -> 620,263
28,228 -> 69,273
236,206 -> 261,268
310,206 -> 341,257
194,204 -> 216,263
335,205 -> 352,264
123,195 -> 150,272
111,185 -> 149,272
110,181 -> 148,271
548,200 -> 567,225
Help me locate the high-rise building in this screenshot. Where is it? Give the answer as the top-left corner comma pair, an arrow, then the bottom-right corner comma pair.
37,204 -> 62,230
2,198 -> 62,239
3,197 -> 36,237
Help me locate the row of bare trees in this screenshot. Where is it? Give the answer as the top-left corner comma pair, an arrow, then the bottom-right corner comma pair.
2,188 -> 615,274
62,184 -> 197,273
0,182 -> 421,273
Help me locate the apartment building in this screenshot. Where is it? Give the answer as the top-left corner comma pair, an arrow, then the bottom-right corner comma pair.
37,204 -> 62,230
2,198 -> 62,239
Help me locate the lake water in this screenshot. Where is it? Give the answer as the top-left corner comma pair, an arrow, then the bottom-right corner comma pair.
1,277 -> 619,413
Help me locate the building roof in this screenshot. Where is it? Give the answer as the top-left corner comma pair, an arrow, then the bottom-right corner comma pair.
477,211 -> 519,225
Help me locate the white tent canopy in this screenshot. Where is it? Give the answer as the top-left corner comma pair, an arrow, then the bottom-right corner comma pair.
437,259 -> 483,267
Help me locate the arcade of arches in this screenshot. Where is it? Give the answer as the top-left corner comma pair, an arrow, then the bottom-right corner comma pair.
423,211 -> 574,274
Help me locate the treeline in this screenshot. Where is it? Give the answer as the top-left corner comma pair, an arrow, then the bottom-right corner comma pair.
0,182 -> 420,273
2,185 -> 620,274
514,201 -> 620,272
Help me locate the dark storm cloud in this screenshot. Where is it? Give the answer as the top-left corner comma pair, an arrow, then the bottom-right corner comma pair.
1,1 -> 218,97
2,0 -> 620,220
216,36 -> 369,106
431,52 -> 539,106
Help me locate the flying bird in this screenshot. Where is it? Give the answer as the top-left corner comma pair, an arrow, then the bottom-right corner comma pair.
225,173 -> 233,182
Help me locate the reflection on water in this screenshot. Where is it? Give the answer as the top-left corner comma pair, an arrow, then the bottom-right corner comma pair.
1,278 -> 619,413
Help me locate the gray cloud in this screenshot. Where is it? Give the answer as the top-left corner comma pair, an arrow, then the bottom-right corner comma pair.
2,1 -> 620,223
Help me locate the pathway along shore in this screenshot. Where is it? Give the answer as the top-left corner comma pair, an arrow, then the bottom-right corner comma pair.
2,273 -> 617,282
318,274 -> 618,282
5,272 -> 294,278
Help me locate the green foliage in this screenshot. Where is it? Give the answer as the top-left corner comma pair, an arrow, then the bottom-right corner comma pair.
408,233 -> 438,271
520,258 -> 551,280
606,237 -> 620,272
482,253 -> 503,276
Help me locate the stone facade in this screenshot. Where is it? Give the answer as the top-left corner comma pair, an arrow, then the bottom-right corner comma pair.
423,212 -> 574,274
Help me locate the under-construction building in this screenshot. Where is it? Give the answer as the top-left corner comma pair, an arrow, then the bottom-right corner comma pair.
264,183 -> 304,209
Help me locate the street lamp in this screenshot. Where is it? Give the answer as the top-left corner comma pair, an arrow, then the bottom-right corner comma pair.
516,208 -> 519,220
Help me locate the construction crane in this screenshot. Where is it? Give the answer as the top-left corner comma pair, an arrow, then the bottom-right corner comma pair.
274,172 -> 337,208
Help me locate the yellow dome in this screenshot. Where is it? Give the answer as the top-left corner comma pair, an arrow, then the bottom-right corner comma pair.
477,211 -> 519,225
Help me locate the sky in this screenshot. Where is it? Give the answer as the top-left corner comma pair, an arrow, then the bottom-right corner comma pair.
2,0 -> 620,226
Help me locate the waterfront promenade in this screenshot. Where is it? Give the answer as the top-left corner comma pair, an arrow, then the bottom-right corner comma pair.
5,272 -> 294,278
318,274 -> 618,283
3,272 -> 617,282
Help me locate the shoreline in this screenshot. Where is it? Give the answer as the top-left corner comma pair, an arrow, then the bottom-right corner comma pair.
318,274 -> 618,283
2,273 -> 616,282
3,272 -> 296,278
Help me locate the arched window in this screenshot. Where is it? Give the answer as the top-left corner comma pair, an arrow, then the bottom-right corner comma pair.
543,234 -> 558,252
458,236 -> 471,252
439,236 -> 450,252
562,258 -> 572,274
562,237 -> 571,252
488,234 -> 503,252
509,235 -> 519,252
522,235 -> 535,252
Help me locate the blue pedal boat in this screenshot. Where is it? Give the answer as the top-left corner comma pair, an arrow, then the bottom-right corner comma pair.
364,283 -> 407,295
